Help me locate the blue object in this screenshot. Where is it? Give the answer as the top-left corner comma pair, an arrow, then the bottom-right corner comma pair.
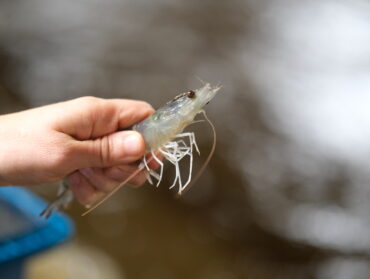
0,186 -> 74,279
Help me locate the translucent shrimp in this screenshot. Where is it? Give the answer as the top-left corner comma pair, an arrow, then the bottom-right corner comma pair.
40,83 -> 220,218
133,83 -> 220,194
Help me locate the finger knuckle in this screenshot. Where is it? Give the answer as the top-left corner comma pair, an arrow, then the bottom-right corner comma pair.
96,137 -> 112,166
74,96 -> 105,114
78,96 -> 101,105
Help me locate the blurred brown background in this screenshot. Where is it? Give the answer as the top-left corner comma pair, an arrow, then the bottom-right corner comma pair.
2,0 -> 370,278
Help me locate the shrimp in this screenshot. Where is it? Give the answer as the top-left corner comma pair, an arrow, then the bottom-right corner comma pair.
133,83 -> 220,193
39,179 -> 73,218
40,83 -> 220,218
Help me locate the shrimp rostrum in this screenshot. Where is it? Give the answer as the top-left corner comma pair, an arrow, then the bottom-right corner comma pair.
41,83 -> 220,218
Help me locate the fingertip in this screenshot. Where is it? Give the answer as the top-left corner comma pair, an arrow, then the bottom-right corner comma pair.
139,100 -> 155,113
113,130 -> 146,162
127,171 -> 147,188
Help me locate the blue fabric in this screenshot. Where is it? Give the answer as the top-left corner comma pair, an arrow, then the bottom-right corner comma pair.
0,186 -> 74,263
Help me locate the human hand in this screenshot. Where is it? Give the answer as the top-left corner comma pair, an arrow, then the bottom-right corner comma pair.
0,96 -> 155,205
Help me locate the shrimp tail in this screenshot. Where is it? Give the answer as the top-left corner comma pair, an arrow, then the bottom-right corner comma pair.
39,202 -> 56,219
40,179 -> 73,218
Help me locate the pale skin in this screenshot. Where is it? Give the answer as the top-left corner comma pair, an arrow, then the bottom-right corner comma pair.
0,96 -> 158,205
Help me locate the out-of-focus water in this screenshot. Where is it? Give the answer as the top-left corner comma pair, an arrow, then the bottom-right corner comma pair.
2,0 -> 370,278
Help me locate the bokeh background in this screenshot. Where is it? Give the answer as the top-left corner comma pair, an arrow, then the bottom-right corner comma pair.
2,0 -> 370,278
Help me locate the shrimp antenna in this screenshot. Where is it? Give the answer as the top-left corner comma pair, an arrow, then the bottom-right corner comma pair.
176,110 -> 216,197
81,158 -> 153,216
195,76 -> 207,86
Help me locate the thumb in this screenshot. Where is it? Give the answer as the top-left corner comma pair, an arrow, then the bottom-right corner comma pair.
74,130 -> 146,168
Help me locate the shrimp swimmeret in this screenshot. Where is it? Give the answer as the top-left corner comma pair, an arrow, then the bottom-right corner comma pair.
40,83 -> 220,218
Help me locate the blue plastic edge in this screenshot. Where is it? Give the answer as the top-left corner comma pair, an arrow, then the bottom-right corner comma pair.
0,186 -> 75,263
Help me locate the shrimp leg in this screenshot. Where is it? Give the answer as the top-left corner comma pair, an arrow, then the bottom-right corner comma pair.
151,151 -> 164,187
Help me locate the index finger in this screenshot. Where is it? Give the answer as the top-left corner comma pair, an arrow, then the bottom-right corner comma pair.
107,99 -> 154,129
51,97 -> 154,140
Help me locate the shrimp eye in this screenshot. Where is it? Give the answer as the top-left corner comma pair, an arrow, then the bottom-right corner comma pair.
187,90 -> 196,98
